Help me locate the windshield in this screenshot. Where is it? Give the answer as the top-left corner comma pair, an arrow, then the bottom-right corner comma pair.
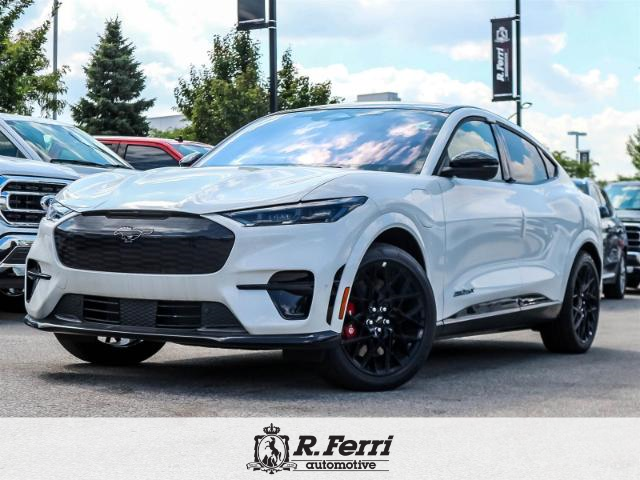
173,143 -> 211,156
6,120 -> 130,168
605,184 -> 640,210
196,108 -> 447,173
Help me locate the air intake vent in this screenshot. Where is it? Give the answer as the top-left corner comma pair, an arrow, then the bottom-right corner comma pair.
0,180 -> 67,226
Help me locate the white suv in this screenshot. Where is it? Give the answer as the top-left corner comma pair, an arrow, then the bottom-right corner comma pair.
25,104 -> 602,390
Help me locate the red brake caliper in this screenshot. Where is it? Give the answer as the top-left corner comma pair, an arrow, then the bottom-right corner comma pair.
342,302 -> 358,339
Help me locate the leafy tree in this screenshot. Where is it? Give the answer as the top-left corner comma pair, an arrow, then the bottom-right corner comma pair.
72,18 -> 154,135
625,126 -> 640,178
149,125 -> 197,142
175,31 -> 267,145
278,48 -> 342,110
552,150 -> 596,178
0,0 -> 67,116
175,30 -> 341,145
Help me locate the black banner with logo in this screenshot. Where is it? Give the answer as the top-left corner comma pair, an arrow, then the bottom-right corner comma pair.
238,0 -> 266,30
491,17 -> 515,101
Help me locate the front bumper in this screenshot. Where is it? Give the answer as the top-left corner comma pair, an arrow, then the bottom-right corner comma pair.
25,206 -> 375,340
24,314 -> 339,350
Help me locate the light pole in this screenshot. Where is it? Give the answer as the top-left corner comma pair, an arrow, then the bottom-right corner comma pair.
567,131 -> 587,161
508,101 -> 531,121
515,0 -> 522,126
52,0 -> 59,119
268,0 -> 277,113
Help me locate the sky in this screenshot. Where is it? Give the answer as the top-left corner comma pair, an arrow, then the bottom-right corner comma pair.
17,0 -> 640,179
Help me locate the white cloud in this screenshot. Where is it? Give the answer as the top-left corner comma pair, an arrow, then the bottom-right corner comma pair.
143,62 -> 179,91
634,73 -> 640,83
552,64 -> 619,98
433,41 -> 490,61
64,52 -> 90,78
301,63 -> 638,179
434,33 -> 567,62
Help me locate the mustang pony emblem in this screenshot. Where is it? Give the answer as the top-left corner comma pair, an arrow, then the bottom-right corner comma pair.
113,226 -> 154,243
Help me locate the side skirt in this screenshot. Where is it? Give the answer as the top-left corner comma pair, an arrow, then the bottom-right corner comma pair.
436,301 -> 562,340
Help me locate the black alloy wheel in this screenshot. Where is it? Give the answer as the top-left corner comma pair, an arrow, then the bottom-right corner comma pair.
572,262 -> 600,343
541,251 -> 600,353
322,243 -> 436,390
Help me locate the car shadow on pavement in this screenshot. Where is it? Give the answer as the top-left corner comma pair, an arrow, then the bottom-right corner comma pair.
37,336 -> 628,399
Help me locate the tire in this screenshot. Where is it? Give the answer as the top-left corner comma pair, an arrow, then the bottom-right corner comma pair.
321,243 -> 436,391
0,289 -> 25,313
540,251 -> 600,353
603,255 -> 626,299
55,334 -> 165,366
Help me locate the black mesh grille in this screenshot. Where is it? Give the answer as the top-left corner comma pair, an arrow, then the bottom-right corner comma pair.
54,211 -> 235,274
54,294 -> 246,332
624,223 -> 639,252
1,181 -> 66,225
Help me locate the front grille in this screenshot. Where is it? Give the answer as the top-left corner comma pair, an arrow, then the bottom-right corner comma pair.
55,294 -> 246,332
54,211 -> 235,274
1,246 -> 30,265
1,181 -> 67,226
624,222 -> 640,252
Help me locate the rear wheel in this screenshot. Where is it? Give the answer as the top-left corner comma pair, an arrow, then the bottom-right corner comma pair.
540,252 -> 600,353
55,334 -> 165,366
603,255 -> 626,299
321,243 -> 436,391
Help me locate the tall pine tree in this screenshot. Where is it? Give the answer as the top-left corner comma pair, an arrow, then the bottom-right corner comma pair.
626,126 -> 640,178
0,0 -> 67,116
72,18 -> 154,135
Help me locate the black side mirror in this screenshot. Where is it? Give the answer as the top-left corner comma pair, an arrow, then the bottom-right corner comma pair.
441,151 -> 499,181
599,205 -> 611,218
179,152 -> 202,168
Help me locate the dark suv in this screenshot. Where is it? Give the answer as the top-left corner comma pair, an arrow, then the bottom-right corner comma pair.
574,179 -> 628,298
605,181 -> 640,289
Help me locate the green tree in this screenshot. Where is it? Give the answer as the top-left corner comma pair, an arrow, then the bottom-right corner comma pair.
552,150 -> 596,178
175,30 -> 341,145
278,48 -> 342,110
0,0 -> 67,116
625,126 -> 640,178
175,30 -> 267,145
72,18 -> 154,135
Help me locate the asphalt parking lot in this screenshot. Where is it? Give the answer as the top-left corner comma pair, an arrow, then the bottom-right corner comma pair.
1,291 -> 638,417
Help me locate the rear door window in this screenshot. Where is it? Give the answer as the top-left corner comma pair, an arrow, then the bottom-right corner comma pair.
499,127 -> 548,184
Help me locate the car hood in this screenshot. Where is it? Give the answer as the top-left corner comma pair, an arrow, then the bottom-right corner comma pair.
57,166 -> 349,213
0,155 -> 79,181
617,209 -> 640,222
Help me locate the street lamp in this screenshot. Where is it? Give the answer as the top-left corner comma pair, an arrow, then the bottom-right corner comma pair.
508,101 -> 532,121
567,131 -> 587,161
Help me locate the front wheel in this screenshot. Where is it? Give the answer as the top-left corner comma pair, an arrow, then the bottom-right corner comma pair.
540,252 -> 600,353
321,243 -> 436,391
55,334 -> 165,366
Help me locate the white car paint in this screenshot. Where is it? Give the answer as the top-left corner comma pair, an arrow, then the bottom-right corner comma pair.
25,104 -> 602,341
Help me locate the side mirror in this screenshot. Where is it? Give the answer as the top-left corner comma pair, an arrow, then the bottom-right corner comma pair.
179,152 -> 202,168
441,151 -> 499,181
599,205 -> 611,218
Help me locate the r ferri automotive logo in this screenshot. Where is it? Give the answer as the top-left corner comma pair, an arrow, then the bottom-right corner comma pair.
247,424 -> 393,473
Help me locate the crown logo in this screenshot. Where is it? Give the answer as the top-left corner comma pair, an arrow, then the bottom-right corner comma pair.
263,423 -> 280,435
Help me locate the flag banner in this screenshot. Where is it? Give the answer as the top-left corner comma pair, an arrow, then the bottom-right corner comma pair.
238,0 -> 267,30
491,17 -> 515,101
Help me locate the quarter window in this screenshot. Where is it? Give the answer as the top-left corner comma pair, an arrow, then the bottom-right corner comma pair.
124,145 -> 176,170
446,120 -> 501,180
499,127 -> 548,184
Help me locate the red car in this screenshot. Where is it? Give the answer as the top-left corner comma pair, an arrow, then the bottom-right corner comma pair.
96,136 -> 212,170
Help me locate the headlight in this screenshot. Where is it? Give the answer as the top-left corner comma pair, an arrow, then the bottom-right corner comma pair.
221,197 -> 367,226
45,200 -> 75,221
